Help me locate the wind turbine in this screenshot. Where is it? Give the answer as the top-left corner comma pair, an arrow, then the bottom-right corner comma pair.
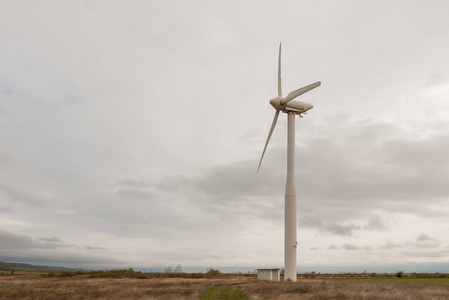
257,43 -> 320,282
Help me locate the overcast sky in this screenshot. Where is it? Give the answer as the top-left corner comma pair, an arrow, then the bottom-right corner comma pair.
1,0 -> 449,272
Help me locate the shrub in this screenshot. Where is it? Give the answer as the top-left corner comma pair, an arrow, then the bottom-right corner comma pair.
87,268 -> 147,279
174,264 -> 183,273
206,268 -> 221,277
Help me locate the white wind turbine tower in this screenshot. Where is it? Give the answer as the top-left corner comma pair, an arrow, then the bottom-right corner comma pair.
257,43 -> 321,282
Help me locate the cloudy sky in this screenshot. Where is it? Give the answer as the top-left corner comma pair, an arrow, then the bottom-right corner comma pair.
1,0 -> 449,272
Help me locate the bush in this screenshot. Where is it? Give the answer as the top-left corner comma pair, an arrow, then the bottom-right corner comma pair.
88,268 -> 147,279
206,268 -> 221,277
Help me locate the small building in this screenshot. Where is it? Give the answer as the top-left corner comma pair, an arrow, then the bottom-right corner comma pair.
257,268 -> 280,281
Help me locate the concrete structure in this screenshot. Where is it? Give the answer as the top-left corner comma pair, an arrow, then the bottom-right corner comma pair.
284,111 -> 297,281
257,268 -> 280,281
257,43 -> 321,282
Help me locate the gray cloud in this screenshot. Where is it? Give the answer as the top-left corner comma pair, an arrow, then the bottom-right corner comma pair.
291,119 -> 449,228
115,187 -> 155,201
322,223 -> 357,237
0,230 -> 39,250
0,184 -> 43,205
407,241 -> 441,249
85,246 -> 105,251
0,230 -> 64,250
364,216 -> 387,231
342,243 -> 360,251
36,237 -> 62,243
416,234 -> 433,241
380,241 -> 402,250
0,230 -> 118,268
0,206 -> 14,214
401,249 -> 448,258
299,214 -> 387,236
113,178 -> 154,189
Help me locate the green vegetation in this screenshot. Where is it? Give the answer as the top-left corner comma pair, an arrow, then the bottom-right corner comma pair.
164,264 -> 185,276
41,268 -> 147,279
87,268 -> 147,279
326,277 -> 449,285
39,268 -> 229,279
202,288 -> 247,300
206,268 -> 221,277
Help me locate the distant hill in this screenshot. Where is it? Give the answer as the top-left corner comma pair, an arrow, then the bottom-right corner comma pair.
0,261 -> 88,273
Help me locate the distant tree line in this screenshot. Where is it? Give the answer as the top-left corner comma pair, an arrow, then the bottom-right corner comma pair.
39,266 -> 227,279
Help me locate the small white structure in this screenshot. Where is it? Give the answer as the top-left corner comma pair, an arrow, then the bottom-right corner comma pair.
257,268 -> 280,281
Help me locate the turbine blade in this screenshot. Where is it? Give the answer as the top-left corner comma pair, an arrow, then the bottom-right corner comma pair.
257,110 -> 280,173
281,81 -> 321,104
278,43 -> 282,97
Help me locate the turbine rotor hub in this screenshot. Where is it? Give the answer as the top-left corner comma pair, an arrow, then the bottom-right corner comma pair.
269,96 -> 284,111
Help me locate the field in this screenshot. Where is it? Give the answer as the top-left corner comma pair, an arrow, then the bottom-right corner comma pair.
2,273 -> 449,300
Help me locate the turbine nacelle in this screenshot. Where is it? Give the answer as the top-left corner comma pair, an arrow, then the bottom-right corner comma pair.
269,97 -> 314,115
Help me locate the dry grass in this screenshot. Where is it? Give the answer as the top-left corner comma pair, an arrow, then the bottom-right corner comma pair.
1,274 -> 449,299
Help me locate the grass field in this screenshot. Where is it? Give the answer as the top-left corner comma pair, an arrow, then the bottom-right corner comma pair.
2,273 -> 449,299
326,277 -> 449,285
